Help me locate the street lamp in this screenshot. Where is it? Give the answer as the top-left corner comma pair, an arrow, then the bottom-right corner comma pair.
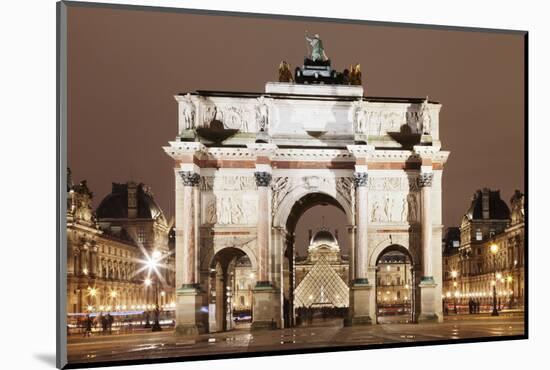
489,243 -> 499,316
144,278 -> 152,328
507,275 -> 514,309
140,248 -> 168,331
451,270 -> 458,314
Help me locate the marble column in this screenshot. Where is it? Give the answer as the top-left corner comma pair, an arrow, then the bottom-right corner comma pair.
350,171 -> 373,325
418,171 -> 439,322
175,170 -> 207,336
419,172 -> 434,281
251,171 -> 279,330
254,171 -> 272,285
354,172 -> 369,284
179,170 -> 200,286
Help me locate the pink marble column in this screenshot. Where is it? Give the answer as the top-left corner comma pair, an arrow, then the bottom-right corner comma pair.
179,171 -> 200,287
419,172 -> 434,281
354,172 -> 369,284
254,171 -> 272,285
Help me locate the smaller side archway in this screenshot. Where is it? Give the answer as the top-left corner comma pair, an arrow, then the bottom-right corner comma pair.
374,244 -> 418,324
207,247 -> 256,332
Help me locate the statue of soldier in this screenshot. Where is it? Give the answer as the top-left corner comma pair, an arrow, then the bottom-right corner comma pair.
305,32 -> 328,62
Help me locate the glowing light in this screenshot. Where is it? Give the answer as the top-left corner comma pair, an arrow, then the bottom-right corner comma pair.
144,278 -> 152,286
82,268 -> 88,275
160,291 -> 166,297
451,270 -> 458,278
87,305 -> 93,311
445,292 -> 451,298
490,243 -> 499,254
110,290 -> 117,298
507,276 -> 513,283
89,288 -> 97,297
496,273 -> 502,280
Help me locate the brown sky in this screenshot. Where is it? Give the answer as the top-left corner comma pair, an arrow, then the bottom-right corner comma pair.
67,5 -> 525,256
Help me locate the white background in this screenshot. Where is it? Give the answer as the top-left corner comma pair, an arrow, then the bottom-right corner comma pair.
0,0 -> 545,369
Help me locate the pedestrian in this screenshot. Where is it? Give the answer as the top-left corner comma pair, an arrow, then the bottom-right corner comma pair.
83,314 -> 93,337
101,314 -> 108,335
468,298 -> 473,314
107,313 -> 114,334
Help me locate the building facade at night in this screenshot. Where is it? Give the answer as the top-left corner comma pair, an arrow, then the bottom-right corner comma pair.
443,189 -> 525,311
165,82 -> 450,334
66,172 -> 176,315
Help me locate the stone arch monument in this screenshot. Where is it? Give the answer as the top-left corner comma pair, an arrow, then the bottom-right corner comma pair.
164,83 -> 450,335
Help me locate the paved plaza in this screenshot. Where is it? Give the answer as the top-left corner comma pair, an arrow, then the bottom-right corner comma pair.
67,312 -> 525,365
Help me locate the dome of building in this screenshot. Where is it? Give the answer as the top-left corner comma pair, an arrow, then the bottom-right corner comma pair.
311,229 -> 337,246
96,182 -> 166,222
464,188 -> 510,221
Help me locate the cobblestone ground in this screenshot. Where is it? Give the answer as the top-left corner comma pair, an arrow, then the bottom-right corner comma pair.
67,312 -> 525,365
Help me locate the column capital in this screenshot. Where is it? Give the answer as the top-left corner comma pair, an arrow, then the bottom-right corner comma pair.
254,171 -> 272,187
353,172 -> 368,187
418,172 -> 434,188
179,171 -> 200,187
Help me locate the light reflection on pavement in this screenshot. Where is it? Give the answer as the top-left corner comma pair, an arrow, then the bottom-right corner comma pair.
67,313 -> 525,364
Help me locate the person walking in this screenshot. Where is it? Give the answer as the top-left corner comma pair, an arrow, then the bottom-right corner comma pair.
107,313 -> 114,334
83,315 -> 93,337
101,314 -> 108,335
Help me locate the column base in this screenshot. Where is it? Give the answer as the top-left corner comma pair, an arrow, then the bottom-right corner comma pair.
349,282 -> 373,326
251,283 -> 279,330
174,285 -> 208,336
418,278 -> 442,323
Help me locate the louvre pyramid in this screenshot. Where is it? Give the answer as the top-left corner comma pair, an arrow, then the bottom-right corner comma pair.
294,256 -> 349,308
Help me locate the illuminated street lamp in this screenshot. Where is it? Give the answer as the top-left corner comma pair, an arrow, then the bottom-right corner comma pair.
489,243 -> 499,316
451,270 -> 458,314
143,278 -> 152,328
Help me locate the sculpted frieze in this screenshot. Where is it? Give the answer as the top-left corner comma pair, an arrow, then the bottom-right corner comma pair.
369,192 -> 419,223
203,194 -> 257,225
199,176 -> 257,191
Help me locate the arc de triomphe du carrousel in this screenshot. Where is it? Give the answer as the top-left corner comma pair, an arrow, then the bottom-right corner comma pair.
164,56 -> 450,335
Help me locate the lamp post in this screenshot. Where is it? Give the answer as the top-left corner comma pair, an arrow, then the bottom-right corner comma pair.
490,243 -> 499,316
144,277 -> 152,328
451,270 -> 458,314
143,249 -> 164,332
507,275 -> 514,309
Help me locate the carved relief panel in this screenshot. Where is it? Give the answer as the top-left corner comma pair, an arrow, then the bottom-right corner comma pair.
200,176 -> 258,226
367,176 -> 419,224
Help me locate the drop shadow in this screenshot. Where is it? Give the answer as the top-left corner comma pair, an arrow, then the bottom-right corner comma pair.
33,353 -> 57,367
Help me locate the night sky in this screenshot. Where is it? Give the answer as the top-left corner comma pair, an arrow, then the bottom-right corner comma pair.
67,5 -> 524,256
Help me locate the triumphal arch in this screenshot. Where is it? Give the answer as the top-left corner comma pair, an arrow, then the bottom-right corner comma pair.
164,82 -> 449,334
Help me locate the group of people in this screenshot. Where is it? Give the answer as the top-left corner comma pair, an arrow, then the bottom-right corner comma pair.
468,298 -> 483,314
295,306 -> 348,326
82,313 -> 115,337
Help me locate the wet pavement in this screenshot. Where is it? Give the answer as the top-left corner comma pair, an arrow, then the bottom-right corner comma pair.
67,312 -> 525,365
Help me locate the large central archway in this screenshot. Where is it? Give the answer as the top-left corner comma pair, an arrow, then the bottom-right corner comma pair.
281,192 -> 352,328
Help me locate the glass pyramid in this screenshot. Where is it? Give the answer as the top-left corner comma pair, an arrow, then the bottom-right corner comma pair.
294,256 -> 349,308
